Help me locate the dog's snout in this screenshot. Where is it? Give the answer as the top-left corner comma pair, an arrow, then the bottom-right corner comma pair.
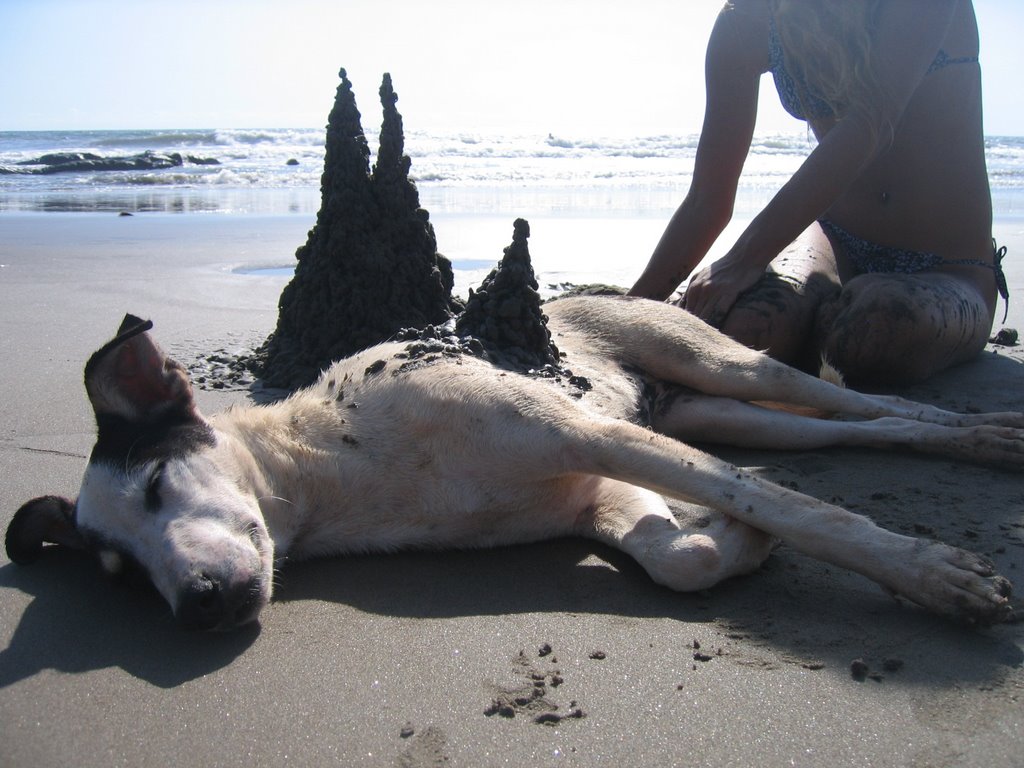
176,574 -> 262,631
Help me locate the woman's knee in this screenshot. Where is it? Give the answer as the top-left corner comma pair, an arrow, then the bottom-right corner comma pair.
718,273 -> 810,361
815,274 -> 989,384
722,270 -> 840,365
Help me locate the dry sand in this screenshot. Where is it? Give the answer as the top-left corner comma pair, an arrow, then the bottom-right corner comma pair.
0,212 -> 1022,767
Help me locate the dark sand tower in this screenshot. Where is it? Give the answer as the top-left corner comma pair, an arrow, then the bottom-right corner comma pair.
259,70 -> 460,389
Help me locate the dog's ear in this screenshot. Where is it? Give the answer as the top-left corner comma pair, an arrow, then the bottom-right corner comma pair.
5,495 -> 85,564
83,313 -> 197,422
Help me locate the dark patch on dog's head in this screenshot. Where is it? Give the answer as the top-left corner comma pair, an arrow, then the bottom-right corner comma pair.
89,410 -> 215,473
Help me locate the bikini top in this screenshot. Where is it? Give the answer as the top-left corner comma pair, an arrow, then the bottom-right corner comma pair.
768,15 -> 979,121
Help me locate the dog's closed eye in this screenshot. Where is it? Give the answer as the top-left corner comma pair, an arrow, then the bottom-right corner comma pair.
144,463 -> 164,512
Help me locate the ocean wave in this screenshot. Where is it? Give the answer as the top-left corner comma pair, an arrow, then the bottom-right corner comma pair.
114,168 -> 308,187
118,172 -> 199,186
3,129 -> 1023,215
214,128 -> 325,147
44,128 -> 328,154
91,130 -> 222,148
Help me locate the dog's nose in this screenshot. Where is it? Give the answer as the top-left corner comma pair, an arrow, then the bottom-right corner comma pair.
177,573 -> 263,630
177,576 -> 227,631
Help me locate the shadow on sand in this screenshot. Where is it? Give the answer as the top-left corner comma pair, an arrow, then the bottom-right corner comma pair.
2,524 -> 1020,690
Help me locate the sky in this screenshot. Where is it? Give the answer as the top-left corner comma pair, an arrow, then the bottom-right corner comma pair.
1,0 -> 1021,137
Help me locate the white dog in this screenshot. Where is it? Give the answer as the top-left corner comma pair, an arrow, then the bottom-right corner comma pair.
6,296 -> 1019,630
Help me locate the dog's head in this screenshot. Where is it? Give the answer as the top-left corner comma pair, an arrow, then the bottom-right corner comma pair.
5,315 -> 273,630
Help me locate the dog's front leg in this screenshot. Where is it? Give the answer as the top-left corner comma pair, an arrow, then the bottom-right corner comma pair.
559,417 -> 1012,624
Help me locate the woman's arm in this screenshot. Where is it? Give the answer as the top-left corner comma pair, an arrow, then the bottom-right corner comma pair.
684,0 -> 961,324
628,3 -> 765,300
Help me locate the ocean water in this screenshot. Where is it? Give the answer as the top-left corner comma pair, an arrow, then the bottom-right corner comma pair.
3,128 -> 1023,219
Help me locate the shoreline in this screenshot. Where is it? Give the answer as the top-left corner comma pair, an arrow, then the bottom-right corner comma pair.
1,206 -> 1021,323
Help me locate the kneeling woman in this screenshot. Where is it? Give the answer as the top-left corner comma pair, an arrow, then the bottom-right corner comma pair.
629,0 -> 1006,385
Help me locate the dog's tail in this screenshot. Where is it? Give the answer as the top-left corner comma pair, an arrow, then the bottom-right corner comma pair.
751,356 -> 846,418
817,356 -> 846,388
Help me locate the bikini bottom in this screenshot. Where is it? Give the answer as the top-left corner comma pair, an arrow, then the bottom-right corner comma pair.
818,218 -> 1009,321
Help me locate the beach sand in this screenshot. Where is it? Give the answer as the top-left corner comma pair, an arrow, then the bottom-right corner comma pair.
1,210 -> 1022,767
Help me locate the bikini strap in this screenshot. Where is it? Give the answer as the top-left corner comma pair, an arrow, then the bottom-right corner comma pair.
992,239 -> 1010,324
945,240 -> 1009,323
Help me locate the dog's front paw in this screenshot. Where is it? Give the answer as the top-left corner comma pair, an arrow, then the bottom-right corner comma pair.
895,541 -> 1013,625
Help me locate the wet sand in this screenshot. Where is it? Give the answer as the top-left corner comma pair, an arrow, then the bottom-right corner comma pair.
1,211 -> 1022,766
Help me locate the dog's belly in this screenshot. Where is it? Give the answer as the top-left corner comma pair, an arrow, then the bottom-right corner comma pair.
285,470 -> 603,559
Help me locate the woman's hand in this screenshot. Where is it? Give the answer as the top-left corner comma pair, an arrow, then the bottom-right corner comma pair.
682,253 -> 766,328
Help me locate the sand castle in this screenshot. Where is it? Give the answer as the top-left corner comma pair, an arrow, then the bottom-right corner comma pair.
258,70 -> 459,388
258,70 -> 558,388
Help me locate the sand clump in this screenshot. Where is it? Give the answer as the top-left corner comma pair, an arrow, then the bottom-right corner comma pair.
455,217 -> 560,371
484,647 -> 585,726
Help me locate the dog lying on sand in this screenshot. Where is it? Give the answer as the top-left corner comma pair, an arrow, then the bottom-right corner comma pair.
6,296 -> 1020,630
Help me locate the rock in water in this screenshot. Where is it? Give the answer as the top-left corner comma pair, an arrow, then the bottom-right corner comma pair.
258,69 -> 461,389
2,151 -> 211,175
456,218 -> 560,370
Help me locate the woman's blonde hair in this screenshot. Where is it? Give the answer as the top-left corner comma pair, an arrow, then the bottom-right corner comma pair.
771,0 -> 890,138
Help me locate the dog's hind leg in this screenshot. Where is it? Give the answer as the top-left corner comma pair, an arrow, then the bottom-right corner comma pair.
652,392 -> 1024,469
574,479 -> 774,591
548,296 -> 1024,428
